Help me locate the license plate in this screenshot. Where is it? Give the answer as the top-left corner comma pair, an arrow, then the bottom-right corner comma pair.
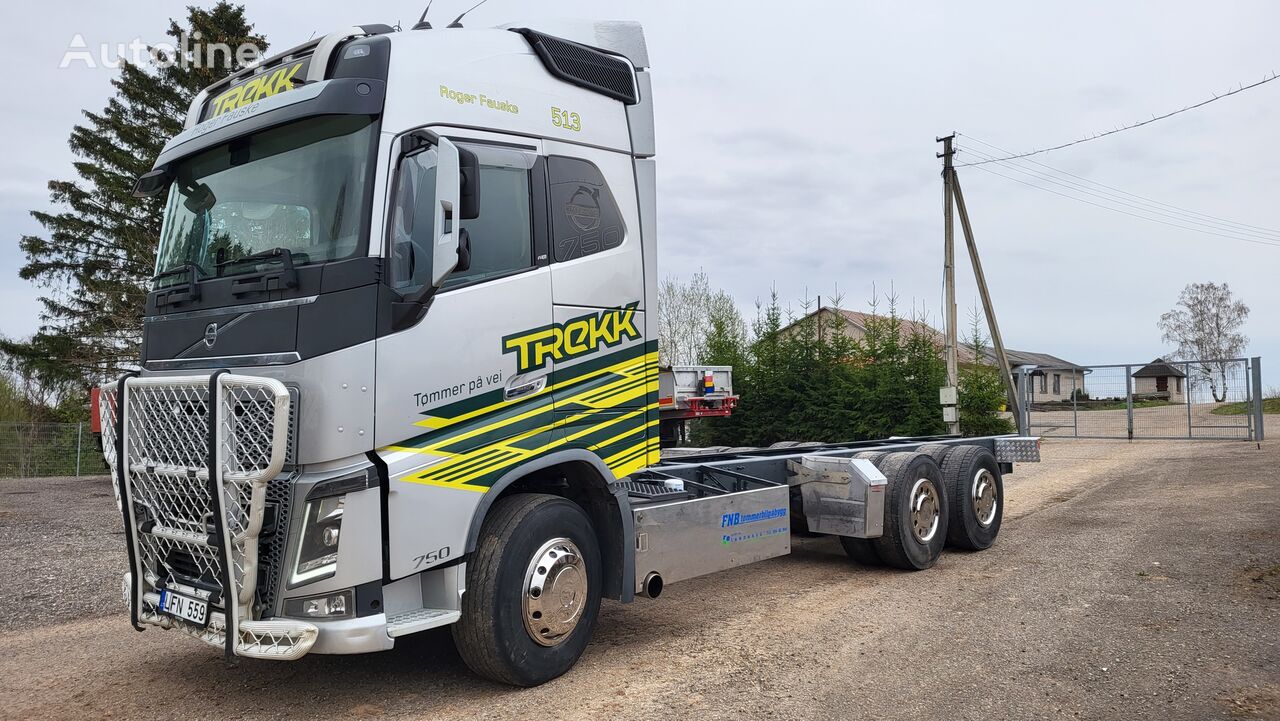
159,589 -> 209,626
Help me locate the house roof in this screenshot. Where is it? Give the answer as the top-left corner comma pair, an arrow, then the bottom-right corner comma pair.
964,346 -> 1086,371
826,308 -> 944,343
1132,358 -> 1187,378
782,306 -> 1085,370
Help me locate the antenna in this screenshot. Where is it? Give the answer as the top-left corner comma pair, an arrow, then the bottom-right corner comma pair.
447,0 -> 490,28
411,1 -> 434,30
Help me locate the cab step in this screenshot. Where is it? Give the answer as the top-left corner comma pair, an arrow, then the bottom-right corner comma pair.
385,608 -> 461,637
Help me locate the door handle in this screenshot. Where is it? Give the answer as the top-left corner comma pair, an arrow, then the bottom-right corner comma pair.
504,376 -> 547,401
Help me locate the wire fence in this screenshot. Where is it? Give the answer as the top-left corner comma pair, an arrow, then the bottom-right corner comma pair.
1021,357 -> 1263,440
0,423 -> 108,478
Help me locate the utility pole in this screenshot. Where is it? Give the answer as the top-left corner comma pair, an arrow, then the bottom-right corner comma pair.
950,163 -> 1025,431
937,135 -> 960,434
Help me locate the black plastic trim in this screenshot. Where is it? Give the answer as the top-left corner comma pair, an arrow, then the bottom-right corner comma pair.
205,369 -> 236,661
511,28 -> 638,104
305,467 -> 379,501
354,580 -> 384,617
155,78 -> 386,168
367,451 -> 392,584
114,372 -> 144,632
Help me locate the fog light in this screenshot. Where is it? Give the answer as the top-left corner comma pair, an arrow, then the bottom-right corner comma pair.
285,590 -> 353,619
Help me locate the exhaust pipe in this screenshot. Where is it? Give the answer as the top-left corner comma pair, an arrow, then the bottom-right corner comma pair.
641,572 -> 664,599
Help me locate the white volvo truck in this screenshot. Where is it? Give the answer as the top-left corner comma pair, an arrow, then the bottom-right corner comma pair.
100,19 -> 1039,686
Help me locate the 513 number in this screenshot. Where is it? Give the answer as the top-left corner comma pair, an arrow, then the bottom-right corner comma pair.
551,106 -> 581,132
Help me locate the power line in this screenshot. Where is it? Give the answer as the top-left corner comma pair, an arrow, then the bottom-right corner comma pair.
959,133 -> 1280,237
957,143 -> 1280,242
964,162 -> 1280,249
955,71 -> 1280,167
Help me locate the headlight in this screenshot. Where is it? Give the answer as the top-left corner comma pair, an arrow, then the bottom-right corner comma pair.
289,495 -> 344,586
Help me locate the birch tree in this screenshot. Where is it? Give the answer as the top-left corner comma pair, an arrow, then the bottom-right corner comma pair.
1157,282 -> 1249,402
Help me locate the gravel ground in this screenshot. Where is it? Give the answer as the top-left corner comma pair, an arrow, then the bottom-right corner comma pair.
0,439 -> 1276,720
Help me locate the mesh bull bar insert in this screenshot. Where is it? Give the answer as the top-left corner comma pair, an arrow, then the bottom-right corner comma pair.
107,373 -> 315,659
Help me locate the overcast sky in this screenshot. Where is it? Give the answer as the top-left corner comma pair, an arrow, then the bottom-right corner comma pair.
1,1 -> 1277,387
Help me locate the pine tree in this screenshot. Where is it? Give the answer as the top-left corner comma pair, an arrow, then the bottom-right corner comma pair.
4,3 -> 267,388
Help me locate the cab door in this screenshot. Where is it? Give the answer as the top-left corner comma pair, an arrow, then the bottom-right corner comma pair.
542,141 -> 656,480
374,132 -> 554,579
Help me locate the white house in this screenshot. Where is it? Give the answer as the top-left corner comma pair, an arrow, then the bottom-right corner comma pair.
1132,358 -> 1187,403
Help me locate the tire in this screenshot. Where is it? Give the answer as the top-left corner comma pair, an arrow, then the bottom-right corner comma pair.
839,536 -> 883,566
872,452 -> 949,570
452,493 -> 602,686
941,445 -> 1004,551
853,451 -> 890,467
914,443 -> 955,466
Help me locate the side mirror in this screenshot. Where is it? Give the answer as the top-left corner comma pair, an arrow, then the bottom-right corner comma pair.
132,167 -> 173,198
428,136 -> 461,288
182,182 -> 217,214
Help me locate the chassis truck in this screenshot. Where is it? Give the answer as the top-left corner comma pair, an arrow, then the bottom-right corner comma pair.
99,19 -> 1039,687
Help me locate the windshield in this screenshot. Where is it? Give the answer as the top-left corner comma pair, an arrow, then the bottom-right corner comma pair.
154,115 -> 378,283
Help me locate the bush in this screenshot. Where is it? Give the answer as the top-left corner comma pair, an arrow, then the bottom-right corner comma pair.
958,365 -> 1015,436
692,291 -> 947,446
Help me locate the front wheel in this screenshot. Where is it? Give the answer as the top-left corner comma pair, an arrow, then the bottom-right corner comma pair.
452,493 -> 601,686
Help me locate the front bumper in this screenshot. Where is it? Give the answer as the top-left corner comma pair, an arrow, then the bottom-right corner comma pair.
127,573 -> 393,658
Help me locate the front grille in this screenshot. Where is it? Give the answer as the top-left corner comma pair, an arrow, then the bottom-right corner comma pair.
103,374 -> 292,653
167,548 -> 220,591
257,474 -> 295,615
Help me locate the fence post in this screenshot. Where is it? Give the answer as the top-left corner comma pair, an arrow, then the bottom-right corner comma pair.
1071,372 -> 1078,437
1125,365 -> 1134,441
1015,367 -> 1031,435
1185,361 -> 1193,439
75,422 -> 83,477
1251,357 -> 1265,442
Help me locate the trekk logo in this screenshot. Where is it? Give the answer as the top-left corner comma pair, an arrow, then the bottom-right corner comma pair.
502,303 -> 641,374
207,58 -> 307,119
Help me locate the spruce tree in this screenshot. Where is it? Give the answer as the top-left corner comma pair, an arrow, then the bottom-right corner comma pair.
4,3 -> 267,388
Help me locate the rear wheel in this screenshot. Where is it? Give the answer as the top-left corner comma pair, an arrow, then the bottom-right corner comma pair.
853,451 -> 890,467
452,493 -> 601,686
872,452 -> 949,570
914,443 -> 955,466
941,446 -> 1004,550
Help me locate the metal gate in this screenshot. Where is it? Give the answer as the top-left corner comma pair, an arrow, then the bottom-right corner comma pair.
1018,357 -> 1264,441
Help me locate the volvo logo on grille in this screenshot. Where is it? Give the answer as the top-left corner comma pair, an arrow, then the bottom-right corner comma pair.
203,322 -> 219,348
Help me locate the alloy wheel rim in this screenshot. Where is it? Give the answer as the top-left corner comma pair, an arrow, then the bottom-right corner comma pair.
522,537 -> 587,647
972,469 -> 998,527
910,478 -> 941,543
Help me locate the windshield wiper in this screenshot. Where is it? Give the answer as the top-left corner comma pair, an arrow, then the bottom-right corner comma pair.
216,247 -> 300,296
154,262 -> 208,284
152,263 -> 207,307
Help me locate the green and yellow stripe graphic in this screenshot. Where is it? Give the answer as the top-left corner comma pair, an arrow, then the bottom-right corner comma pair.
385,341 -> 660,492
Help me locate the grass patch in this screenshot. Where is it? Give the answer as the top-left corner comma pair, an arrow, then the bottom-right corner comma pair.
1093,399 -> 1177,411
1212,398 -> 1280,416
1039,399 -> 1178,411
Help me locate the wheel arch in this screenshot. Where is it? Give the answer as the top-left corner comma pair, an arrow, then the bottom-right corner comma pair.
465,449 -> 636,602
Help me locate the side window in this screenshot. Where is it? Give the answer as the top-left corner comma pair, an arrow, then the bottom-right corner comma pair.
389,143 -> 537,294
447,146 -> 536,287
547,156 -> 625,262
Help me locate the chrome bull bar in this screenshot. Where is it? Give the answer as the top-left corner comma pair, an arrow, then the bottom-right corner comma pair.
104,372 -> 315,660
